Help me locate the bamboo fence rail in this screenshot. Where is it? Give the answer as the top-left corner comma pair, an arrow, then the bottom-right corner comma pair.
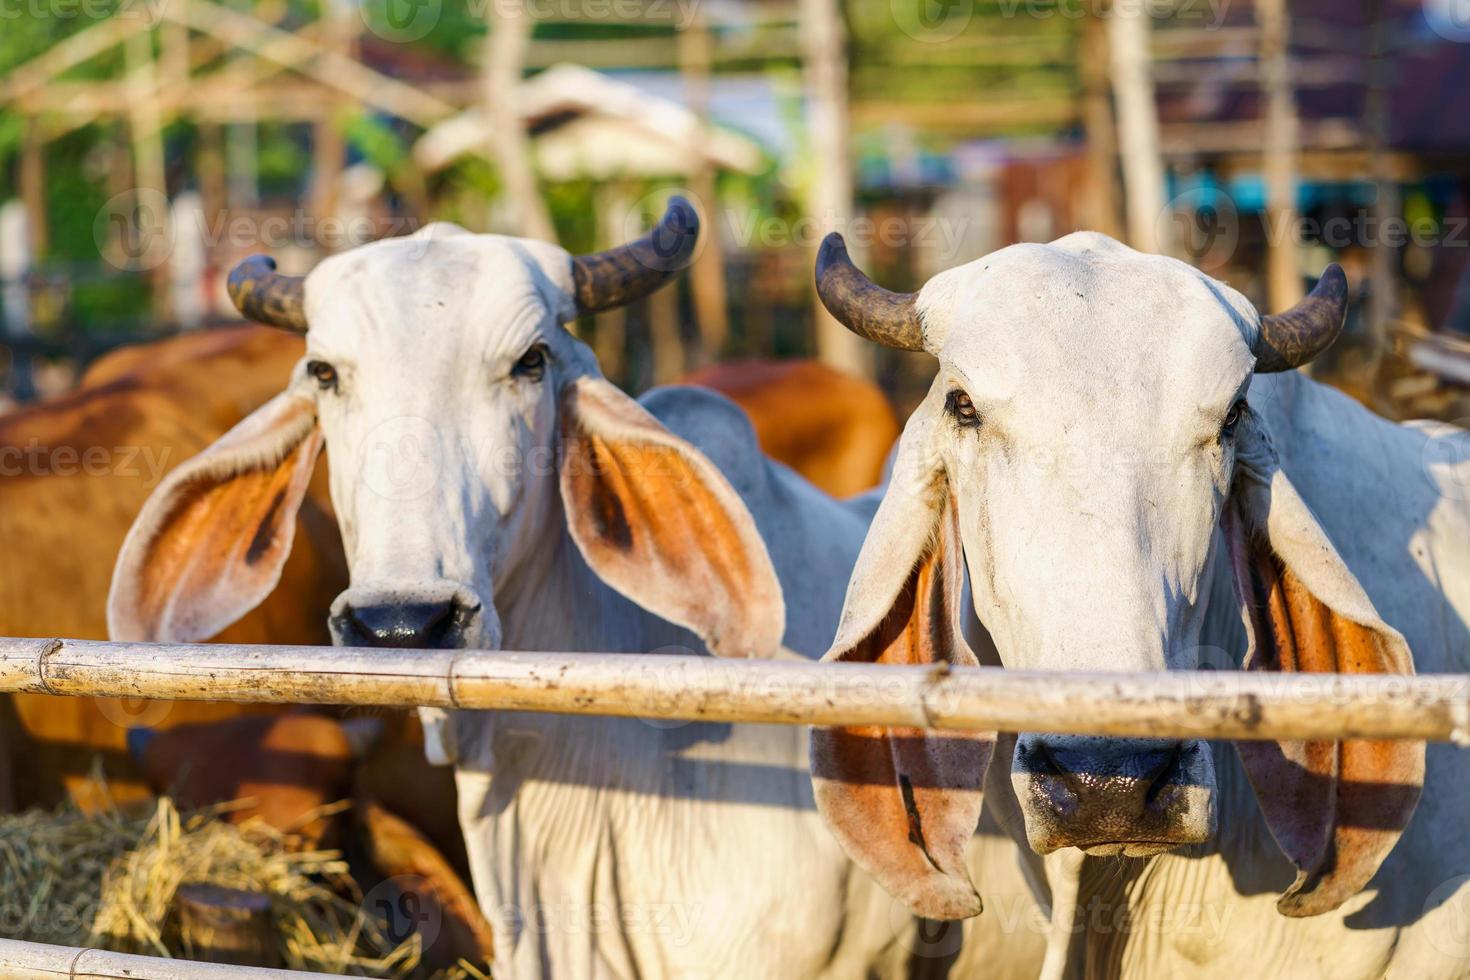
1,638 -> 1467,744
0,938 -> 340,978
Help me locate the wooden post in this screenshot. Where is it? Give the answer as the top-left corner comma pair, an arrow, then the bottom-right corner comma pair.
1259,0 -> 1303,311
678,15 -> 731,364
1108,0 -> 1165,253
592,183 -> 631,383
648,275 -> 686,384
678,14 -> 730,364
799,0 -> 872,375
1365,0 -> 1397,378
1079,11 -> 1121,238
311,0 -> 353,249
173,884 -> 280,967
0,937 -> 324,979
124,24 -> 171,323
18,118 -> 47,261
483,1 -> 555,241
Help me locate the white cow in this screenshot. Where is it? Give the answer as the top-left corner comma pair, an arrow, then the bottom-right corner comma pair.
106,202 -> 1047,979
809,230 -> 1470,978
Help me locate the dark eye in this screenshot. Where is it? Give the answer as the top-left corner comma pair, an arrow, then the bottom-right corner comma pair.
307,360 -> 338,391
1221,399 -> 1246,438
946,389 -> 980,428
512,345 -> 548,381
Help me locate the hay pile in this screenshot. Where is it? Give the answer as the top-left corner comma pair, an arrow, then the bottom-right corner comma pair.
0,778 -> 483,978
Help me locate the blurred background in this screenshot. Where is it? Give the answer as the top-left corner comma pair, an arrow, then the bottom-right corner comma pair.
3,0 -> 1470,419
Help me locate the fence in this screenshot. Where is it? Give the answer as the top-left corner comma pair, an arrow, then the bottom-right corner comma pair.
2,634 -> 1468,979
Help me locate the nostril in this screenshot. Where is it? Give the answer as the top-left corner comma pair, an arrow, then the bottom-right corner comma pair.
340,600 -> 462,649
1142,744 -> 1186,806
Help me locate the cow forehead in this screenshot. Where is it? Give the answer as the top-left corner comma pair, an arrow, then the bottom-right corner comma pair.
917,233 -> 1258,414
300,227 -> 578,356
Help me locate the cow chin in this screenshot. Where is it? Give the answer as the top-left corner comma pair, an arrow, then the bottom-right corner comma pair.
1010,735 -> 1217,857
328,579 -> 493,651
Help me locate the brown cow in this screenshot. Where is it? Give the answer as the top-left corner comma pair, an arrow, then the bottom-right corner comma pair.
0,326 -> 346,809
0,325 -> 491,968
684,359 -> 899,497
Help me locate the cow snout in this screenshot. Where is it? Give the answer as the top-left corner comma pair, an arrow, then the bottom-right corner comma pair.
1011,735 -> 1215,857
330,582 -> 486,649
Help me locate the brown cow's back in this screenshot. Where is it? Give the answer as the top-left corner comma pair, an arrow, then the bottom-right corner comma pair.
0,326 -> 348,807
686,359 -> 899,497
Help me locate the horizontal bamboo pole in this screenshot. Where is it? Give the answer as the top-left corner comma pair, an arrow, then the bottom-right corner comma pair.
1,638 -> 1468,744
0,938 -> 338,979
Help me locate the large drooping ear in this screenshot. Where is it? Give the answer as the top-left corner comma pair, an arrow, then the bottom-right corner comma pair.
557,374 -> 785,659
109,390 -> 323,643
1222,411 -> 1423,918
811,406 -> 991,921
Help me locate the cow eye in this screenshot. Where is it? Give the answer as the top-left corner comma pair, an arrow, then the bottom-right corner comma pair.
307,360 -> 338,391
946,389 -> 980,428
512,345 -> 548,381
1221,399 -> 1246,438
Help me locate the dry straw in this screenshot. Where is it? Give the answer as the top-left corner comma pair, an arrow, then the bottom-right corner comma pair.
0,769 -> 483,978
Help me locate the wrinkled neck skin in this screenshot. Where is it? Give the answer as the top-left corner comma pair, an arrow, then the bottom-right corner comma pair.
453,459 -> 915,980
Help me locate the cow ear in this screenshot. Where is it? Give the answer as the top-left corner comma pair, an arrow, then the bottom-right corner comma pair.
1223,413 -> 1424,918
811,409 -> 991,921
109,391 -> 323,643
557,375 -> 786,659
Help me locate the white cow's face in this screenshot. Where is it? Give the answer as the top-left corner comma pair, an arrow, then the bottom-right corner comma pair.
109,201 -> 786,666
303,230 -> 586,651
921,237 -> 1253,853
811,231 -> 1420,924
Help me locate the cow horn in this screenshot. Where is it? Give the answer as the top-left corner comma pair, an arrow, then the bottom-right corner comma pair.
572,196 -> 700,315
1253,264 -> 1348,373
815,233 -> 925,352
227,255 -> 308,334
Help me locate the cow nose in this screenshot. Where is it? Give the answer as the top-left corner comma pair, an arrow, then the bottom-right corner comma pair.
335,600 -> 462,649
1012,736 -> 1211,856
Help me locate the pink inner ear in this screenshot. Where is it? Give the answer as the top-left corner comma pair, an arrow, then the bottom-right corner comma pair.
1223,503 -> 1424,918
109,396 -> 322,644
812,505 -> 991,921
556,377 -> 786,659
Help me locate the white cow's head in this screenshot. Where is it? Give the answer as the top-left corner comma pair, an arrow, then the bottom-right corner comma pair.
108,200 -> 784,664
809,232 -> 1423,922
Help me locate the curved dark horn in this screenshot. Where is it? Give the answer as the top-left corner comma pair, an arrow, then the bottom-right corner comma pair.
814,233 -> 924,352
572,196 -> 700,315
1254,264 -> 1348,373
226,255 -> 308,334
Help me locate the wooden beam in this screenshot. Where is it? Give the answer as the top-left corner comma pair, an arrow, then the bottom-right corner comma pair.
0,638 -> 1465,743
483,3 -> 555,241
1109,2 -> 1165,253
0,938 -> 336,979
800,0 -> 871,376
1259,0 -> 1304,311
